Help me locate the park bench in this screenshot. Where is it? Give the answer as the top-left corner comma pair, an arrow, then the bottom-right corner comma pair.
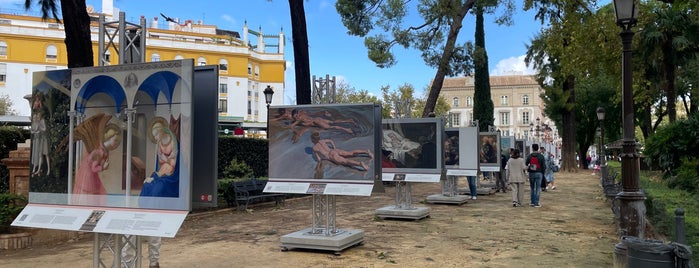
229,178 -> 285,211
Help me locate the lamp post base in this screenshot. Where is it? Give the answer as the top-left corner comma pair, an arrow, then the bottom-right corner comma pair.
615,191 -> 646,237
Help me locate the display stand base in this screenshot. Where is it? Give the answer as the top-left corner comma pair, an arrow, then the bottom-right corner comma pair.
374,206 -> 430,220
280,228 -> 364,254
425,194 -> 469,205
457,187 -> 495,195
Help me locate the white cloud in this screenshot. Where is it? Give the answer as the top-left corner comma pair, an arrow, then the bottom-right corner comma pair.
220,14 -> 236,26
491,55 -> 537,76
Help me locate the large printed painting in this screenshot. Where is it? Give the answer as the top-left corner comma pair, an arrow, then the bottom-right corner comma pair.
29,60 -> 194,211
479,132 -> 501,172
381,118 -> 443,174
267,104 -> 380,191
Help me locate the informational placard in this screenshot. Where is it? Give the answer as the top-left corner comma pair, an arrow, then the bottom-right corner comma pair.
265,104 -> 381,196
28,60 -> 194,211
12,204 -> 187,237
479,132 -> 501,172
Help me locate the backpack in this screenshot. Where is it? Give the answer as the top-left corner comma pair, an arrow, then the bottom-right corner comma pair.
528,153 -> 541,172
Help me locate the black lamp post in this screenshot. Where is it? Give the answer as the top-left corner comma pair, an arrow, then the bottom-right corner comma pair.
535,117 -> 541,143
613,0 -> 645,238
596,107 -> 608,184
264,85 -> 275,109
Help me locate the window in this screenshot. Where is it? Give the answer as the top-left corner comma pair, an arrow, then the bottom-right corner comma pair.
469,113 -> 474,125
104,50 -> 111,64
500,112 -> 510,125
0,41 -> 7,57
198,57 -> 206,66
218,99 -> 227,113
254,65 -> 259,77
449,113 -> 461,127
0,63 -> 6,83
466,96 -> 473,107
219,83 -> 228,94
501,95 -> 508,105
523,111 -> 530,124
247,100 -> 252,115
452,97 -> 459,108
247,63 -> 252,75
46,45 -> 57,60
174,55 -> 184,60
219,59 -> 228,71
151,53 -> 160,62
522,95 -> 529,105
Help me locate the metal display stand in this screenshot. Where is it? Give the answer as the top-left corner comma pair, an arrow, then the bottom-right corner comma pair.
426,175 -> 469,205
375,179 -> 431,220
92,233 -> 142,268
280,194 -> 364,255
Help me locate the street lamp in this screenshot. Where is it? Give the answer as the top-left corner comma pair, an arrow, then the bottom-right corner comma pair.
263,85 -> 275,109
613,0 -> 645,238
596,107 -> 608,183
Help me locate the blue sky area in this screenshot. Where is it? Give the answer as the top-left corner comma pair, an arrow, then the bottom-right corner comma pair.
7,0 -> 556,105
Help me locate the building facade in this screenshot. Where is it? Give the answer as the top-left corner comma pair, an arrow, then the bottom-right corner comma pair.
440,75 -> 558,143
0,0 -> 284,137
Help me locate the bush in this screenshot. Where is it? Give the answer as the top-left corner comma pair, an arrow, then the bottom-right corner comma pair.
644,113 -> 699,194
222,158 -> 254,180
0,193 -> 27,234
218,137 -> 268,178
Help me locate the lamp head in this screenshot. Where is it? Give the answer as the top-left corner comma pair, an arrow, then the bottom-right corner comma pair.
613,0 -> 639,28
263,85 -> 274,105
596,107 -> 606,121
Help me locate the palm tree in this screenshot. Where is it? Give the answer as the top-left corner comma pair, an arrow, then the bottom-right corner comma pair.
24,0 -> 94,68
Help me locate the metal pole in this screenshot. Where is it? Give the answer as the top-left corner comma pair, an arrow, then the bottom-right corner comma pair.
616,27 -> 646,238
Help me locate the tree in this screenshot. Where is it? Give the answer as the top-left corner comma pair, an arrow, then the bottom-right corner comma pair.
288,0 -> 312,104
337,0 -> 495,117
637,2 -> 699,123
0,94 -> 15,116
473,3 -> 494,131
334,81 -> 382,104
25,0 -> 93,68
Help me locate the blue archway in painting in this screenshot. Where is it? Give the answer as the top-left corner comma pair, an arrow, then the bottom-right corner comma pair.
138,71 -> 181,109
75,75 -> 126,114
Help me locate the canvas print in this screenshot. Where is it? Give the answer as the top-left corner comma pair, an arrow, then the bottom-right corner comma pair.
29,60 -> 194,211
479,133 -> 501,172
268,104 -> 378,183
444,129 -> 460,167
381,118 -> 443,174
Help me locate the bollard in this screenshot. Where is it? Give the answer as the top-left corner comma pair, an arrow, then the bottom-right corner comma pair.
674,208 -> 686,245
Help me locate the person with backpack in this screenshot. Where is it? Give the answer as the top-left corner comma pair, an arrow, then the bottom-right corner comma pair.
525,144 -> 546,208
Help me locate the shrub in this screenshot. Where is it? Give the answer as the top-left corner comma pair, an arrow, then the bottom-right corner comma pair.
218,136 -> 268,178
222,158 -> 254,180
0,193 -> 27,234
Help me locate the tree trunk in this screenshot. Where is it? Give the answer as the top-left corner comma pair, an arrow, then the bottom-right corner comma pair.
663,41 -> 676,122
422,0 -> 475,117
60,0 -> 93,68
561,75 -> 577,171
289,0 -> 311,105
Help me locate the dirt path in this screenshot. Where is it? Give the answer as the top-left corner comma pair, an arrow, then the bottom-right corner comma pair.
2,172 -> 618,267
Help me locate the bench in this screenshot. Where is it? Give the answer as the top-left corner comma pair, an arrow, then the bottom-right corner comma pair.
229,178 -> 285,211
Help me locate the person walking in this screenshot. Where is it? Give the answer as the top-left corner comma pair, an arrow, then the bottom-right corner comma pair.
544,150 -> 557,190
525,144 -> 546,208
506,148 -> 527,207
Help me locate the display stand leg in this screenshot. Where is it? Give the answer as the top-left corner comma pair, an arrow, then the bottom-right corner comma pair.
281,194 -> 364,254
426,175 -> 469,205
92,233 -> 141,268
375,181 -> 431,220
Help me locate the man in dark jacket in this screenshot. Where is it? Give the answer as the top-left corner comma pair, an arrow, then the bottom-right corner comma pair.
525,144 -> 546,208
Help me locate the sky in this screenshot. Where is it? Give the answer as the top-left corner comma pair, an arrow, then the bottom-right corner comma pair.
7,0 -> 545,105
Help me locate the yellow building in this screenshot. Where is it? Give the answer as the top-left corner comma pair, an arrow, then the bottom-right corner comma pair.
0,1 -> 284,138
440,75 -> 557,142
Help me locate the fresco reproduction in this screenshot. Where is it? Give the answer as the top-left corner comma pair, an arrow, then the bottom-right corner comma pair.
381,118 -> 443,174
268,104 -> 379,183
29,60 -> 193,211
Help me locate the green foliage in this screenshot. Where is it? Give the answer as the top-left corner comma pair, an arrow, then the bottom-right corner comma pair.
0,94 -> 16,115
222,158 -> 254,180
218,136 -> 268,178
0,193 -> 27,234
644,112 -> 699,178
669,158 -> 699,194
0,126 -> 30,193
640,173 -> 699,264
